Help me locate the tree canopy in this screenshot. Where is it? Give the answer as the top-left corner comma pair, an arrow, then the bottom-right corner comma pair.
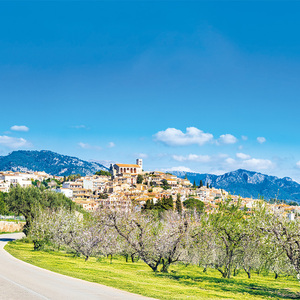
95,170 -> 111,177
6,185 -> 76,234
183,198 -> 204,213
137,174 -> 143,184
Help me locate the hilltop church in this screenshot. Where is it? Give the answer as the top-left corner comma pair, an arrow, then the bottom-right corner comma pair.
110,159 -> 143,177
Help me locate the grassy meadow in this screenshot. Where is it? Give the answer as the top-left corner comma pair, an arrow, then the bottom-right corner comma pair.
5,240 -> 300,300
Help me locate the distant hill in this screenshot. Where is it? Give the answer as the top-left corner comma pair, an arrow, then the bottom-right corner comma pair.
0,150 -> 108,176
171,169 -> 300,202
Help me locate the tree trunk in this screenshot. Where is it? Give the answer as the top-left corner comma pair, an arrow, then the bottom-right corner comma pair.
161,259 -> 170,273
131,253 -> 135,263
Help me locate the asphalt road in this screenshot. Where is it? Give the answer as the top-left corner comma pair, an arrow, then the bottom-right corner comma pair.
0,233 -> 156,300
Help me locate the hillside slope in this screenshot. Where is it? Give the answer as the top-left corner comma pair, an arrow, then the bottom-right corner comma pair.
172,169 -> 300,202
0,150 -> 108,176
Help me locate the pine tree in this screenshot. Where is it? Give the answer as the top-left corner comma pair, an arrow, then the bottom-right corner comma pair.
176,193 -> 182,214
155,198 -> 162,210
143,199 -> 151,210
207,182 -> 209,188
168,195 -> 174,210
193,180 -> 197,188
150,199 -> 154,209
199,180 -> 203,188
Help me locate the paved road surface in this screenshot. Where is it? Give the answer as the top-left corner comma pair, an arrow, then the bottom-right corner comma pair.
0,233 -> 156,300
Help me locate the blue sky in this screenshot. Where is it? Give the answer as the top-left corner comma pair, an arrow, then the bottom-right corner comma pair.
1,1 -> 300,181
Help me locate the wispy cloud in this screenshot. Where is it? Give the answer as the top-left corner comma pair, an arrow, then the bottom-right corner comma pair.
172,154 -> 211,163
225,156 -> 274,171
0,136 -> 31,148
137,153 -> 148,159
236,152 -> 251,160
10,125 -> 29,132
242,158 -> 273,170
164,166 -> 194,172
257,137 -> 266,144
107,142 -> 115,148
78,142 -> 102,151
71,125 -> 87,129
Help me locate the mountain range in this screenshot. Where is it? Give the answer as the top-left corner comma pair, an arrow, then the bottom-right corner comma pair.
0,150 -> 108,176
0,150 -> 299,202
171,169 -> 300,202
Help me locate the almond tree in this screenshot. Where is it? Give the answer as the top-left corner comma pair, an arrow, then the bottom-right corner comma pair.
158,211 -> 189,272
31,208 -> 113,261
188,219 -> 217,272
29,208 -> 80,250
209,197 -> 256,278
67,219 -> 108,261
236,234 -> 262,278
260,238 -> 293,279
263,214 -> 300,280
99,209 -> 189,272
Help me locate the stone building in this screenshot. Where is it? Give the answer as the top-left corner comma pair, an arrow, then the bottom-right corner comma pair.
110,159 -> 143,177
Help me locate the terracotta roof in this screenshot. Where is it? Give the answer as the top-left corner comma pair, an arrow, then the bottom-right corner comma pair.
116,164 -> 141,168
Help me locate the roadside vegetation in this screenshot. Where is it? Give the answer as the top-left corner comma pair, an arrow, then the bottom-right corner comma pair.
3,185 -> 300,299
6,240 -> 300,300
1,186 -> 81,234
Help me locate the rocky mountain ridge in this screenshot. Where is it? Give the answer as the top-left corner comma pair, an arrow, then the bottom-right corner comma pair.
171,169 -> 300,202
0,150 -> 108,176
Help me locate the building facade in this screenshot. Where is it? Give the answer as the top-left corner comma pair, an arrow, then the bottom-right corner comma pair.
110,159 -> 143,176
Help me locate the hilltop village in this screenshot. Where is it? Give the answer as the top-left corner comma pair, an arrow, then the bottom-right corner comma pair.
0,158 -> 299,219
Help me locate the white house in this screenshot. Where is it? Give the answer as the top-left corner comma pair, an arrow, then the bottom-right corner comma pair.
56,188 -> 73,199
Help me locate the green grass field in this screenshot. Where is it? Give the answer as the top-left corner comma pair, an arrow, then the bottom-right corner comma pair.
5,240 -> 300,300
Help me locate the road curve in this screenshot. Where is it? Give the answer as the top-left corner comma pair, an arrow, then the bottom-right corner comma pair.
0,233 -> 156,300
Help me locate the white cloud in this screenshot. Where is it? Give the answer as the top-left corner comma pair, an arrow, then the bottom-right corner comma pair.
0,136 -> 31,148
71,125 -> 86,129
154,127 -> 213,146
218,134 -> 238,144
165,166 -> 194,172
138,153 -> 148,159
218,153 -> 229,158
172,154 -> 211,163
257,137 -> 266,144
296,161 -> 300,168
10,125 -> 29,132
241,135 -> 248,141
108,142 -> 115,148
242,158 -> 273,170
78,142 -> 90,149
78,142 -> 102,151
225,158 -> 236,164
225,155 -> 273,171
236,152 -> 251,160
